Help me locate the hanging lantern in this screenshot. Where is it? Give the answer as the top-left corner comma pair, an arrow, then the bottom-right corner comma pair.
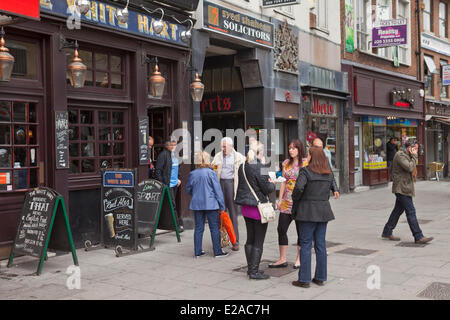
190,73 -> 205,102
0,28 -> 15,82
149,64 -> 165,98
67,46 -> 87,88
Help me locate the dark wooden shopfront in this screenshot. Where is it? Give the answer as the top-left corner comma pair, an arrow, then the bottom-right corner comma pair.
343,64 -> 425,189
0,3 -> 192,256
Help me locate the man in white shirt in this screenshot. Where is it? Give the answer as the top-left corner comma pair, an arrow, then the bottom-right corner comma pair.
212,137 -> 246,251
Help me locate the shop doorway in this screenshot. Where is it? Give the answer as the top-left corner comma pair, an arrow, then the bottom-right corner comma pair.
275,119 -> 299,164
354,122 -> 363,186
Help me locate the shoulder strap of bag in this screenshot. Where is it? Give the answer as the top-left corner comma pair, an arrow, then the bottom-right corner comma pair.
242,162 -> 261,204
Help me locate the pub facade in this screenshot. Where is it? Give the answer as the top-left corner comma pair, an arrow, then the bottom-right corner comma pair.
0,0 -> 196,257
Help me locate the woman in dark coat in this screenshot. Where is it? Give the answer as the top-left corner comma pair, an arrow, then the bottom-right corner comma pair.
234,142 -> 276,280
291,146 -> 339,288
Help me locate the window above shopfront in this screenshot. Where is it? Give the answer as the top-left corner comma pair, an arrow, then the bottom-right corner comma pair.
202,66 -> 243,94
356,0 -> 411,65
440,60 -> 448,99
439,2 -> 447,39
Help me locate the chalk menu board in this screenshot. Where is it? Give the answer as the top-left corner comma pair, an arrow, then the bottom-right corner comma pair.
101,169 -> 136,249
55,111 -> 69,169
139,117 -> 149,165
136,179 -> 164,236
13,187 -> 57,258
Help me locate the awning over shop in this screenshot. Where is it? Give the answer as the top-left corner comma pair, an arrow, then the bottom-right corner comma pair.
424,55 -> 439,74
0,0 -> 39,24
426,115 -> 450,125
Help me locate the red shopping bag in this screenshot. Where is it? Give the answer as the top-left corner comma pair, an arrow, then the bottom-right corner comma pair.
220,210 -> 236,245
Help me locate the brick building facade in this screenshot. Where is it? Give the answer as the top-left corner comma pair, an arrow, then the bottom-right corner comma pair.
340,0 -> 425,189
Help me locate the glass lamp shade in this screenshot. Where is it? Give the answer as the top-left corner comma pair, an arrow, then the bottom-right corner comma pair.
0,36 -> 14,82
190,73 -> 205,102
67,49 -> 87,88
149,64 -> 165,98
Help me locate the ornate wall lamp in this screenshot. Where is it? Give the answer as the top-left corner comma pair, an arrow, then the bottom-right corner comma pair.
0,27 -> 15,82
60,36 -> 87,88
190,72 -> 204,102
142,54 -> 165,99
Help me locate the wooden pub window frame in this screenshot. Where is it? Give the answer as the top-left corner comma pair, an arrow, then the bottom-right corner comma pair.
0,100 -> 40,193
65,45 -> 128,95
5,32 -> 43,87
68,107 -> 128,177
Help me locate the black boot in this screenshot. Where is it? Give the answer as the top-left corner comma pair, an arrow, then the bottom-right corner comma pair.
248,247 -> 270,280
245,244 -> 252,275
245,244 -> 264,276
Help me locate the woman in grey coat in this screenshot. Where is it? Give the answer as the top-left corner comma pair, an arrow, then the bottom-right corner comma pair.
291,146 -> 339,288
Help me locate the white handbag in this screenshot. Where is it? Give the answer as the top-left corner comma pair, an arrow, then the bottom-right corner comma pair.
242,163 -> 276,224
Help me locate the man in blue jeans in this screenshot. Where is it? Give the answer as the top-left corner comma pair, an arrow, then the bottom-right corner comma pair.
382,139 -> 433,244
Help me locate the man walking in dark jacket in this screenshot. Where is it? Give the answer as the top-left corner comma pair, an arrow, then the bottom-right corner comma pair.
156,140 -> 183,232
382,139 -> 433,244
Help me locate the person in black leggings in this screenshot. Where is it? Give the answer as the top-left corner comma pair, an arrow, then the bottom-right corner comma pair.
270,139 -> 305,269
235,142 -> 276,280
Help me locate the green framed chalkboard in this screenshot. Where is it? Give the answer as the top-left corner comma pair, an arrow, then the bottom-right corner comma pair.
7,187 -> 78,275
136,179 -> 181,249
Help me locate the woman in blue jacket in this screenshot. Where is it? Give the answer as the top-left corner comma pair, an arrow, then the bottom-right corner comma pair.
186,151 -> 229,258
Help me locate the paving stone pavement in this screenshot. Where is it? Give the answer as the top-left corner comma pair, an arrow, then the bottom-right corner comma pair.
1,180 -> 450,300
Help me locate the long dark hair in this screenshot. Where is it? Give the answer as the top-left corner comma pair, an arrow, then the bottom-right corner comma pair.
288,139 -> 305,167
308,146 -> 331,174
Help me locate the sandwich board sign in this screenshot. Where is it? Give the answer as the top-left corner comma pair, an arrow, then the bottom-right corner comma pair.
136,179 -> 181,249
7,187 -> 78,275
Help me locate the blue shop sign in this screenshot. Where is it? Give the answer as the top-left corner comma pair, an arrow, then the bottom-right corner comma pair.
40,0 -> 188,47
103,170 -> 135,188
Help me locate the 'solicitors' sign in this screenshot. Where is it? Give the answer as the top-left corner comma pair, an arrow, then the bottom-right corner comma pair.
203,1 -> 274,48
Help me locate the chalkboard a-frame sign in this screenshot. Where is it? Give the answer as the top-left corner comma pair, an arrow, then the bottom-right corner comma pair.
136,179 -> 181,249
7,187 -> 78,275
101,169 -> 137,251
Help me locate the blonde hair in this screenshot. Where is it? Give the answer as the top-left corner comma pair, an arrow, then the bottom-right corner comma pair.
247,141 -> 264,162
194,151 -> 211,169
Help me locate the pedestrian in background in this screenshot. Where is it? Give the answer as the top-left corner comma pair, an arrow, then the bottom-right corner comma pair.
235,142 -> 276,280
312,138 -> 332,169
148,136 -> 155,179
212,137 -> 246,251
186,151 -> 229,258
387,137 -> 398,181
312,138 -> 339,192
291,146 -> 339,288
382,139 -> 433,244
155,140 -> 183,233
270,139 -> 305,270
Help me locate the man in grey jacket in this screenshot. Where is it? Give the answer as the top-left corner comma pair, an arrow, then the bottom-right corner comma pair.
212,137 -> 246,251
382,139 -> 433,244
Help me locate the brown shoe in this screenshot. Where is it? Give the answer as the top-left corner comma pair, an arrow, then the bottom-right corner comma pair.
292,281 -> 310,288
415,237 -> 434,244
382,235 -> 401,241
312,278 -> 324,286
232,245 -> 240,251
